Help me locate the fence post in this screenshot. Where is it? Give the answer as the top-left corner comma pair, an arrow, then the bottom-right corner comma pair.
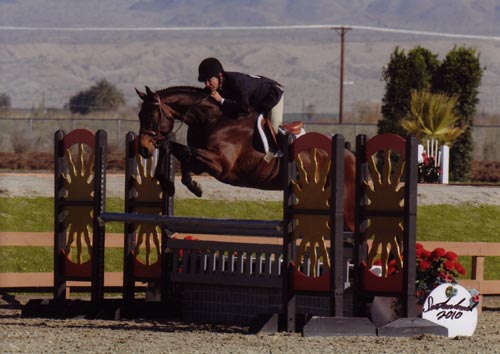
91,130 -> 107,303
402,134 -> 418,318
330,134 -> 345,317
53,130 -> 66,301
352,134 -> 367,316
123,132 -> 137,303
161,134 -> 175,305
439,145 -> 449,184
280,131 -> 295,332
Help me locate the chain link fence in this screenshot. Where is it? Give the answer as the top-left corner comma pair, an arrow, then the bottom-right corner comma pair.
1,116 -> 499,160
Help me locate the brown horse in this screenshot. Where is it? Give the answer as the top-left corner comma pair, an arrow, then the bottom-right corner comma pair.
135,85 -> 356,230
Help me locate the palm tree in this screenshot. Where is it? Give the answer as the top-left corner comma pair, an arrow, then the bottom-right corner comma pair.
401,90 -> 465,146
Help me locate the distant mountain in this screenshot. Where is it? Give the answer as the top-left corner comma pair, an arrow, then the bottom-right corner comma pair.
0,1 -> 499,113
1,0 -> 499,35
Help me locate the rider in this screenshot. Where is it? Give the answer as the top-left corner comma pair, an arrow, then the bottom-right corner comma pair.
197,57 -> 284,156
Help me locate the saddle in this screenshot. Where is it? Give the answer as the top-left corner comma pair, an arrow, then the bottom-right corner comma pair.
256,115 -> 305,162
282,121 -> 305,135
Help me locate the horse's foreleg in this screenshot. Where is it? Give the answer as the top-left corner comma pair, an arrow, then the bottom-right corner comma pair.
180,163 -> 202,197
169,142 -> 225,197
154,142 -> 175,196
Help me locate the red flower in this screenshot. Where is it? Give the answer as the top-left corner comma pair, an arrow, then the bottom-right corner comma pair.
439,272 -> 453,283
443,260 -> 455,271
445,251 -> 458,261
423,154 -> 430,166
421,250 -> 431,260
455,264 -> 467,276
382,259 -> 397,275
430,248 -> 446,260
419,260 -> 431,271
414,244 -> 468,305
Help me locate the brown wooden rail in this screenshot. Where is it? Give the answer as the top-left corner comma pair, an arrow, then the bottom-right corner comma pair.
1,232 -> 499,295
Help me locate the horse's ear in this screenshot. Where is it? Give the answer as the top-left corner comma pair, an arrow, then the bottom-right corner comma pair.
145,86 -> 154,96
135,88 -> 146,100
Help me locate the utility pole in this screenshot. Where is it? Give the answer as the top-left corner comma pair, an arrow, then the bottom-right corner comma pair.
332,26 -> 351,124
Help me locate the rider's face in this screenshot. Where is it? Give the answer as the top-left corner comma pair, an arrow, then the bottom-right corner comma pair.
204,75 -> 220,92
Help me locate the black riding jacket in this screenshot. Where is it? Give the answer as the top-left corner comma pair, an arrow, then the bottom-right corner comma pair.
217,72 -> 283,117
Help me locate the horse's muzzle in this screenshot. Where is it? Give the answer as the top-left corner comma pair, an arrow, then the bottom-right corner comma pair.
137,146 -> 147,158
138,133 -> 156,158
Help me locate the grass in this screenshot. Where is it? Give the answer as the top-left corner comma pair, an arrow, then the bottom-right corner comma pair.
417,204 -> 500,282
0,197 -> 282,233
0,197 -> 282,274
1,197 -> 499,280
417,204 -> 500,242
0,247 -> 123,273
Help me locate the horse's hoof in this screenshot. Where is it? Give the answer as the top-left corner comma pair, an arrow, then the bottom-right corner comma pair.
189,182 -> 203,198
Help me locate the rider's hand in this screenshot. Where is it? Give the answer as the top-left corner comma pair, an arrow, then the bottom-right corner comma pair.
210,90 -> 223,103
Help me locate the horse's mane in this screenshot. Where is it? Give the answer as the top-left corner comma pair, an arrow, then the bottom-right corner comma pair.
156,86 -> 206,97
155,85 -> 223,123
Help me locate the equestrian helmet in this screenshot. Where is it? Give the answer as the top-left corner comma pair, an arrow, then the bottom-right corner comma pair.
198,57 -> 224,82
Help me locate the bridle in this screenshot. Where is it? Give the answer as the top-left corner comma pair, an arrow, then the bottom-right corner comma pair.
140,93 -> 210,148
139,95 -> 175,148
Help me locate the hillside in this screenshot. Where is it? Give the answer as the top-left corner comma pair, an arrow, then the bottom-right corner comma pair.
0,0 -> 499,114
1,0 -> 499,34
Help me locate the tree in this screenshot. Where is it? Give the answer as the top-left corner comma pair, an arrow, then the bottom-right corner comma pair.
69,79 -> 125,114
0,93 -> 11,110
378,46 -> 440,137
401,90 -> 465,146
433,46 -> 484,182
379,45 -> 483,182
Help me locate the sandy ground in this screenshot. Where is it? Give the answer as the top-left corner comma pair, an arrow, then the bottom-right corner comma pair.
1,172 -> 500,205
0,295 -> 498,354
1,172 -> 500,353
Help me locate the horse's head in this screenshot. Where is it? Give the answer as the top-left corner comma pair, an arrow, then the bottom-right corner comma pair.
135,86 -> 176,158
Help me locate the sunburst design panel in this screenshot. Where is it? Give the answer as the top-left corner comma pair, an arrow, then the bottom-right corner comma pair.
131,155 -> 163,265
61,143 -> 94,264
364,148 -> 405,277
291,148 -> 331,277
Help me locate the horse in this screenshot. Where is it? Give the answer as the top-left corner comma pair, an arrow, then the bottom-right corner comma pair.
135,85 -> 356,231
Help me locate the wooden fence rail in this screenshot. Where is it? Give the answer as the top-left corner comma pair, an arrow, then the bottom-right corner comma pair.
1,232 -> 499,296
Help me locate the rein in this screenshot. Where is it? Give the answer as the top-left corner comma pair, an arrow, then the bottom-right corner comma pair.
172,94 -> 210,135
